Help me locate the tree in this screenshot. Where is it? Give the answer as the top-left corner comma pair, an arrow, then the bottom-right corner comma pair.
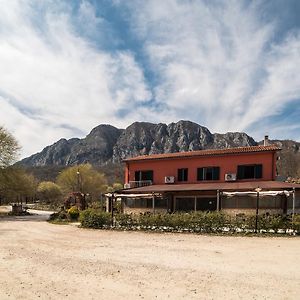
0,126 -> 20,167
56,164 -> 107,201
0,127 -> 37,205
37,181 -> 62,205
106,182 -> 123,193
0,167 -> 37,204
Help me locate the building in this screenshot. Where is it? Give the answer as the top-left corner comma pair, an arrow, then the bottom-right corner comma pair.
113,143 -> 300,215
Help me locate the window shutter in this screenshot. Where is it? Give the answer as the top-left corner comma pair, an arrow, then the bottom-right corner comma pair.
177,169 -> 181,181
197,168 -> 204,181
255,165 -> 262,178
184,169 -> 188,181
237,166 -> 243,179
213,167 -> 220,180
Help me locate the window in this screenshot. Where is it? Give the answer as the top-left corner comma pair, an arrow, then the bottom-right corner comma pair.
178,168 -> 188,182
237,164 -> 262,179
134,170 -> 153,182
197,167 -> 220,181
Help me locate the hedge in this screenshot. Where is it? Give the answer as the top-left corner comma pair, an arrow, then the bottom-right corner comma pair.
79,209 -> 300,234
79,209 -> 111,228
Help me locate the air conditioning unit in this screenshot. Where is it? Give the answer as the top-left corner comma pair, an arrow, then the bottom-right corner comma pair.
225,173 -> 237,181
165,176 -> 175,184
124,183 -> 131,189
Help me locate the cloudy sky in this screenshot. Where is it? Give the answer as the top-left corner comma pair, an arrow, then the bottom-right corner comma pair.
1,0 -> 300,158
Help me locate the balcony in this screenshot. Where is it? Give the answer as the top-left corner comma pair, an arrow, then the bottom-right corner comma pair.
124,180 -> 152,189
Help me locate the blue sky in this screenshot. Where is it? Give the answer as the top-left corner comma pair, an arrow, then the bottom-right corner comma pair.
1,0 -> 300,158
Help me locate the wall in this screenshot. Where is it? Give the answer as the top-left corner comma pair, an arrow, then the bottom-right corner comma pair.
125,151 -> 276,184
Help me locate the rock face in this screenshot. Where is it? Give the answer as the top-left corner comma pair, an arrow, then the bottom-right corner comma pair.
20,121 -> 257,167
112,121 -> 256,161
20,125 -> 123,166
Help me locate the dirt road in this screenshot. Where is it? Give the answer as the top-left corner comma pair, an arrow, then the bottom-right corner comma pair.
0,216 -> 300,300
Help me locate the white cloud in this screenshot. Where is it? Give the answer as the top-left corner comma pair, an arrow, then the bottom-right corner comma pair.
0,0 -> 151,157
1,0 -> 300,159
121,0 -> 300,140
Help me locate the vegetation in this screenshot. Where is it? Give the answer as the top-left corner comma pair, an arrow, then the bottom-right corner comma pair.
79,209 -> 111,228
68,206 -> 80,220
0,127 -> 39,205
0,167 -> 37,204
56,164 -> 107,202
0,126 -> 20,167
37,181 -> 62,205
76,209 -> 300,235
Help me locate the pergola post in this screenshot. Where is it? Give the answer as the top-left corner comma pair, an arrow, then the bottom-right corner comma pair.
194,196 -> 197,212
292,188 -> 296,218
152,193 -> 155,214
255,187 -> 262,233
217,190 -> 220,211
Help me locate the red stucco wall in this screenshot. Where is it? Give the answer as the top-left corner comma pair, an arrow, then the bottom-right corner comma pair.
125,151 -> 277,184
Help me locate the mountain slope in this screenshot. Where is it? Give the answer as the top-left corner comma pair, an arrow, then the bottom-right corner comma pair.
20,120 -> 257,167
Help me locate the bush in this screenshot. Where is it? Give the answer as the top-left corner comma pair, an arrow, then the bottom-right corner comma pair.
115,213 -> 138,227
68,206 -> 80,221
49,210 -> 68,222
291,214 -> 300,234
78,209 -> 300,235
79,209 -> 111,228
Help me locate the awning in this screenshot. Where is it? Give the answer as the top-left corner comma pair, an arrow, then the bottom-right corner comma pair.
120,181 -> 300,194
105,193 -> 158,198
222,190 -> 292,197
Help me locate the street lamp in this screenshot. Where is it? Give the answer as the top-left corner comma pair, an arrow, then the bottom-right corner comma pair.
76,168 -> 81,192
254,187 -> 262,233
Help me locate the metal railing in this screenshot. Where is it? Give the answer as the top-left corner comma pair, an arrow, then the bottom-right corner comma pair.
127,180 -> 152,188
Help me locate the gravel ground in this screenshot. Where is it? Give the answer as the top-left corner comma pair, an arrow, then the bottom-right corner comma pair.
0,212 -> 300,299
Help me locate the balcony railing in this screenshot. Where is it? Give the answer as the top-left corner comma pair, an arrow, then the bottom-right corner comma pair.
126,180 -> 152,188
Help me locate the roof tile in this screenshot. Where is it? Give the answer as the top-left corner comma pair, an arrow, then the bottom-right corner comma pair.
123,145 -> 281,162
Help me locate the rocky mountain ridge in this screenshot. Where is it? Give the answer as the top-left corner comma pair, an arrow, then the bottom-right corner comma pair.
19,120 -> 300,178
20,121 -> 256,166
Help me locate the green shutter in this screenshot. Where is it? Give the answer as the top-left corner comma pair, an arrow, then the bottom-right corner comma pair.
197,168 -> 204,181
237,166 -> 244,179
213,167 -> 220,180
255,165 -> 262,178
184,169 -> 188,181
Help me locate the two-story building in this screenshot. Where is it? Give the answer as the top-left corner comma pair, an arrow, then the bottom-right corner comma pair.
114,143 -> 300,215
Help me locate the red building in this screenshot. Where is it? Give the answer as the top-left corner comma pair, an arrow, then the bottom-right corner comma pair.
117,144 -> 300,214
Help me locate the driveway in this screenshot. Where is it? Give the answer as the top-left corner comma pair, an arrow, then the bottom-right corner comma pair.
0,205 -> 54,221
0,208 -> 300,299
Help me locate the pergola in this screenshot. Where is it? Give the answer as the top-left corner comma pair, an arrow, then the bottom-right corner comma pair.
106,180 -> 299,215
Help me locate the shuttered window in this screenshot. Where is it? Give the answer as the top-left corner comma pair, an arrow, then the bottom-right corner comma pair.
178,168 -> 188,182
237,164 -> 262,179
197,167 -> 220,181
134,170 -> 153,181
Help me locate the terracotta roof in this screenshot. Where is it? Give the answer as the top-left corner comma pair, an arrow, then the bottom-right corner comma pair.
120,181 -> 299,194
123,145 -> 281,162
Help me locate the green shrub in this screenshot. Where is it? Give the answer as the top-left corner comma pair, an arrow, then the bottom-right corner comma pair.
49,210 -> 69,222
291,214 -> 300,234
115,213 -> 138,227
68,206 -> 80,221
79,209 -> 111,228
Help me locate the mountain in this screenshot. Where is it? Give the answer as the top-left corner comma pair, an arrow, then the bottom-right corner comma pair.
19,120 -> 300,178
21,124 -> 123,166
20,120 -> 256,166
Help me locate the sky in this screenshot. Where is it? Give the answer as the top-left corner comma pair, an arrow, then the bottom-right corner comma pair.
1,0 -> 300,158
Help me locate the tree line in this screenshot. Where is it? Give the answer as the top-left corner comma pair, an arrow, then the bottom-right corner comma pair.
0,126 -> 122,207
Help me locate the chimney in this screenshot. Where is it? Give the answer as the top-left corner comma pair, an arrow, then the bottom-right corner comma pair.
264,135 -> 269,146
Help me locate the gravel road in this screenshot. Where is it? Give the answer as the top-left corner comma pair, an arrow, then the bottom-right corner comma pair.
0,212 -> 300,299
